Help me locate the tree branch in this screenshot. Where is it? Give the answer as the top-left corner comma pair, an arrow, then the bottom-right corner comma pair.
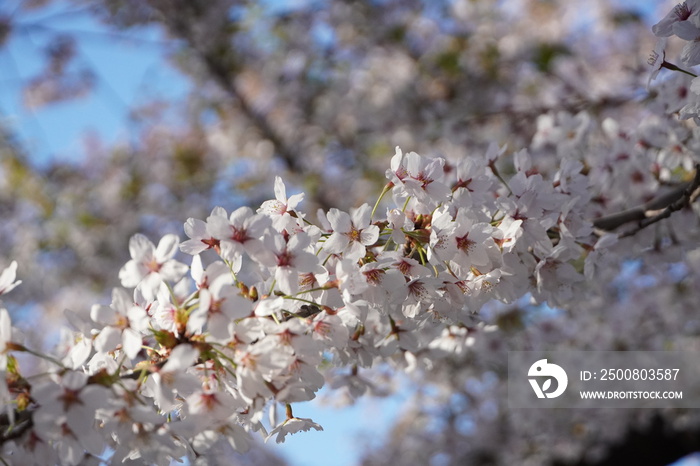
592,164 -> 700,236
0,410 -> 32,444
154,6 -> 334,210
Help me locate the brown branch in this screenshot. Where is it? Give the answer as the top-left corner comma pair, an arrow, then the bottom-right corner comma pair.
0,410 -> 33,444
592,164 -> 700,236
152,7 -> 335,209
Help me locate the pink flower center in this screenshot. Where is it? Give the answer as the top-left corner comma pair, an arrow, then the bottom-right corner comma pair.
230,226 -> 249,243
456,233 -> 476,254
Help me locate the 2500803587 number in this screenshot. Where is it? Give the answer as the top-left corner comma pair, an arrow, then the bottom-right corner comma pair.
600,369 -> 679,381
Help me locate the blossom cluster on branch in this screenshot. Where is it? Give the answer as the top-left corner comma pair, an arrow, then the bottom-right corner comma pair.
0,135 -> 632,464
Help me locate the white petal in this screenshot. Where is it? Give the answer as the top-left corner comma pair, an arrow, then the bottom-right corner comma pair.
90,304 -> 116,325
210,206 -> 228,218
287,192 -> 304,209
184,218 -> 207,239
0,308 -> 11,348
674,20 -> 700,41
229,206 -> 254,227
160,260 -> 189,282
162,344 -> 199,372
275,267 -> 297,295
326,208 -> 351,233
118,260 -> 145,288
322,232 -> 348,254
191,254 -> 204,284
180,238 -> 209,255
207,215 -> 233,239
155,234 -> 180,262
129,234 -> 154,260
273,176 -> 287,202
359,225 -> 379,246
682,41 -> 700,66
122,328 -> 143,360
344,240 -> 366,262
95,326 -> 121,354
350,204 -> 372,229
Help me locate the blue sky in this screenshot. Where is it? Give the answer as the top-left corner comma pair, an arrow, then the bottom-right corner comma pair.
0,1 -> 190,166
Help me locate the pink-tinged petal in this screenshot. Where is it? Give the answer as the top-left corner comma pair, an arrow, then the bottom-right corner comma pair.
162,344 -> 199,372
122,327 -> 143,360
359,224 -> 379,246
404,151 -> 421,176
128,234 -> 154,261
155,234 -> 180,262
260,199 -> 286,216
322,231 -> 348,254
350,203 -> 372,229
95,326 -> 121,353
180,238 -> 209,255
119,260 -> 145,288
326,208 -> 352,233
466,244 -> 490,267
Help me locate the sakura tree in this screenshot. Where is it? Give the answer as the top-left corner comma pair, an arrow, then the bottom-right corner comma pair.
0,0 -> 699,465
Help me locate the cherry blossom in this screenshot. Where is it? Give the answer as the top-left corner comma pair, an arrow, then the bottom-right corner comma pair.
118,234 -> 188,295
652,1 -> 700,37
258,176 -> 305,231
322,204 -> 380,261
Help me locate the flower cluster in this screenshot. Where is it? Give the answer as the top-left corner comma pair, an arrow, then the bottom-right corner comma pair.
0,139 -> 614,464
652,1 -> 700,123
